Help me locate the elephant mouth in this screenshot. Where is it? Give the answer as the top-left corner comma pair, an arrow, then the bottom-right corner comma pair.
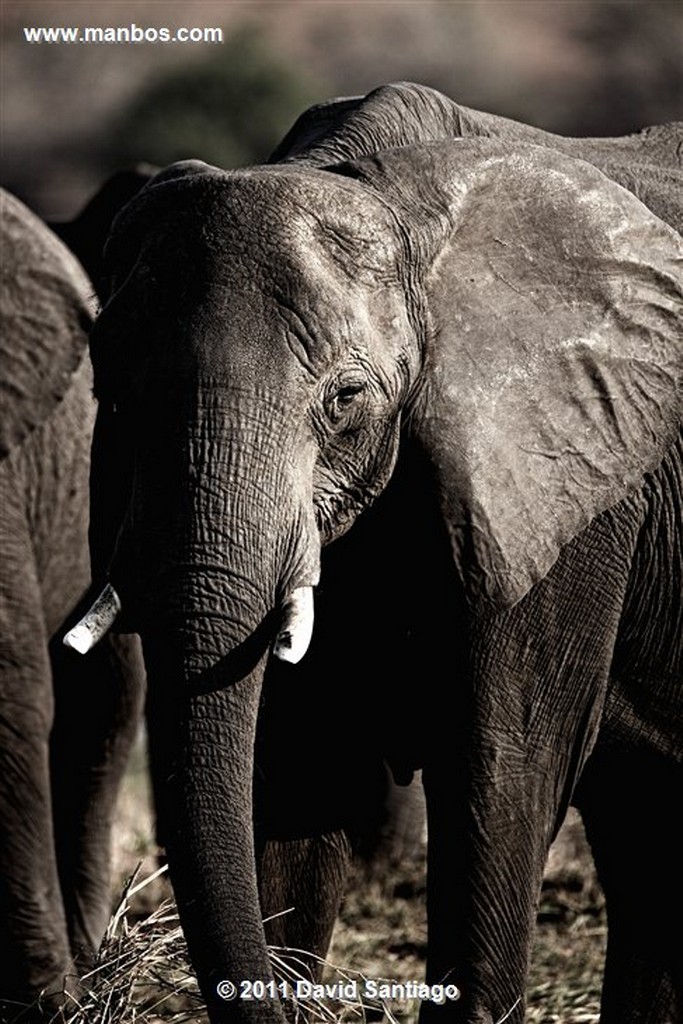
63,581 -> 316,665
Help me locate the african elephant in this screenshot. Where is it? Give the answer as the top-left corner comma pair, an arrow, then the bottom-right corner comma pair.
0,190 -> 145,1021
71,83 -> 682,1023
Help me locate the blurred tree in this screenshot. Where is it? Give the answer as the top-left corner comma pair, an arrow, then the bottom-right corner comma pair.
99,25 -> 323,172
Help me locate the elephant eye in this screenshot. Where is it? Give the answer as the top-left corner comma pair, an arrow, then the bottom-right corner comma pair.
321,372 -> 369,429
326,381 -> 367,424
335,383 -> 365,407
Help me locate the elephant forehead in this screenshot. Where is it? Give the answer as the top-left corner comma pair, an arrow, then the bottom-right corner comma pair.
171,168 -> 402,288
104,168 -> 409,382
140,171 -> 405,365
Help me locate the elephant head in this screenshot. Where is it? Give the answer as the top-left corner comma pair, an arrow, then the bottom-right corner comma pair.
72,117 -> 681,1021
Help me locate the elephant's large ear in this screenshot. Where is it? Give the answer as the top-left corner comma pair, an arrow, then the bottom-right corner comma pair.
346,142 -> 682,608
0,190 -> 95,458
91,160 -> 219,404
87,160 -> 220,579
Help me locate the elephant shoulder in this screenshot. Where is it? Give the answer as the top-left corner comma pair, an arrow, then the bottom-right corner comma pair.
268,94 -> 364,163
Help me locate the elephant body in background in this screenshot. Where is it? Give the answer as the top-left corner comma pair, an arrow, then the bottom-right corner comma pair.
271,80 -> 683,233
0,190 -> 145,1021
81,83 -> 681,1024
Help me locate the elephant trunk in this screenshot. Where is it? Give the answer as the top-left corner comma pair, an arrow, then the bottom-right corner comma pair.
88,389 -> 318,1022
144,636 -> 277,1022
138,559 -> 302,1019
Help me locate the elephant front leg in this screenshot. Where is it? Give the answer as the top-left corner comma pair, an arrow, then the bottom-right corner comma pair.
577,749 -> 683,1024
418,510 -> 639,1022
0,557 -> 74,1019
421,747 -> 550,1024
0,715 -> 75,1021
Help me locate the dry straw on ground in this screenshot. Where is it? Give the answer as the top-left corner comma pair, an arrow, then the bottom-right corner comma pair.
57,865 -> 405,1024
48,859 -> 604,1024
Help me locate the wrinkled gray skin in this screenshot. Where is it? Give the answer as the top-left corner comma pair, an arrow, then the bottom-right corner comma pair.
271,81 -> 683,233
0,191 -> 145,1021
90,83 -> 682,1023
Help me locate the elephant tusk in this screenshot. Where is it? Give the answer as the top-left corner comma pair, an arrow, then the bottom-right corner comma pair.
273,586 -> 314,665
62,583 -> 122,654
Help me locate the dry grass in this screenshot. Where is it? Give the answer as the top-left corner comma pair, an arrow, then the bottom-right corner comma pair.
57,866 -> 199,1024
50,863 -> 605,1024
60,752 -> 605,1024
54,863 -> 416,1024
526,890 -> 605,1023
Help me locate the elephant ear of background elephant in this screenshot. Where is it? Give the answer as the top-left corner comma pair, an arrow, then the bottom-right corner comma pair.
0,190 -> 96,457
340,142 -> 682,608
48,164 -> 158,302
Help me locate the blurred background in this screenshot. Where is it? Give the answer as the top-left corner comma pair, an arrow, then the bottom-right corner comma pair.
3,0 -> 682,219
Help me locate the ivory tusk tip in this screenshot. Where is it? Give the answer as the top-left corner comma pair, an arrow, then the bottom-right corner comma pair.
273,585 -> 314,664
63,624 -> 96,655
61,583 -> 122,654
273,633 -> 304,665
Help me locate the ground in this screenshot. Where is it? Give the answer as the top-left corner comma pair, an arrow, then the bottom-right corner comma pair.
67,737 -> 606,1023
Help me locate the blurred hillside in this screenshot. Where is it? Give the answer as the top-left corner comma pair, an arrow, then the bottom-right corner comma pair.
2,0 -> 682,218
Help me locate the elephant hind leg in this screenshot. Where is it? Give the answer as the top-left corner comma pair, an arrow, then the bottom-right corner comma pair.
577,749 -> 683,1024
257,831 -> 352,982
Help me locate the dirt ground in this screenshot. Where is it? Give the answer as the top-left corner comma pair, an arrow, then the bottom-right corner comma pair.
105,745 -> 606,1024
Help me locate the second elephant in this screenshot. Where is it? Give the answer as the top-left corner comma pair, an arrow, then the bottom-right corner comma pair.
0,190 -> 145,1021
